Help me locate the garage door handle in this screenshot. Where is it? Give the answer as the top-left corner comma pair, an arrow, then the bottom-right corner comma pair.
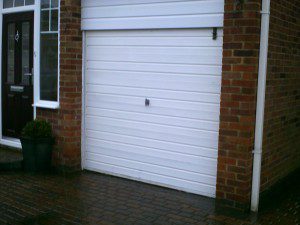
145,98 -> 150,106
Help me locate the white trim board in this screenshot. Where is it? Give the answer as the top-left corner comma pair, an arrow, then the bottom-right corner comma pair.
33,0 -> 40,117
2,5 -> 35,14
34,0 -> 60,108
81,0 -> 224,30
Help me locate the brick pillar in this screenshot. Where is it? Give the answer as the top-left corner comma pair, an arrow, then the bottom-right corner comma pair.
37,0 -> 82,170
216,0 -> 262,211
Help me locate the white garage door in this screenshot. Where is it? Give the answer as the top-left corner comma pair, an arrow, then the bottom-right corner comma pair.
83,28 -> 223,197
82,0 -> 224,198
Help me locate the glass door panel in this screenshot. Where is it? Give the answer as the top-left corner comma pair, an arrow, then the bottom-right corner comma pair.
7,23 -> 15,84
21,22 -> 31,85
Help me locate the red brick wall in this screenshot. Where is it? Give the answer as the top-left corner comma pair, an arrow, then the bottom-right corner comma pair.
37,0 -> 82,170
216,0 -> 262,210
260,0 -> 300,192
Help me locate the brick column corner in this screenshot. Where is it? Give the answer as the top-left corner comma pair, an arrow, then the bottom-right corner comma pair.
216,0 -> 262,211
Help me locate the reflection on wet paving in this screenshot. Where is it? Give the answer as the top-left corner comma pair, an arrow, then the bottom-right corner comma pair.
0,170 -> 299,225
256,171 -> 300,225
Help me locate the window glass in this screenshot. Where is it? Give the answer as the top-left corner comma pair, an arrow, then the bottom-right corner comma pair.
25,0 -> 35,5
41,10 -> 50,31
3,0 -> 35,8
3,0 -> 13,8
51,0 -> 58,8
40,34 -> 58,101
51,10 -> 58,31
14,0 -> 24,7
41,0 -> 49,8
40,0 -> 59,102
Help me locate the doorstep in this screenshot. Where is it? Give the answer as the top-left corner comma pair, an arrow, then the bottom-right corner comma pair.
0,146 -> 23,171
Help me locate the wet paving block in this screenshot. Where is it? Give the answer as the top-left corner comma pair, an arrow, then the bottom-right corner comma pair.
256,169 -> 300,225
0,170 -> 299,224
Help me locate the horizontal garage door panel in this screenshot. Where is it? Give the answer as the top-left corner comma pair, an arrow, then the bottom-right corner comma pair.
87,61 -> 221,76
87,37 -> 223,47
87,48 -> 221,65
86,141 -> 217,175
86,36 -> 223,47
85,161 -> 216,197
84,29 -> 222,197
86,70 -> 221,84
86,94 -> 220,122
86,107 -> 219,132
86,131 -> 218,159
85,151 -> 216,184
86,115 -> 218,138
86,85 -> 220,104
85,117 -> 218,149
87,138 -> 217,163
82,0 -> 224,30
86,72 -> 221,93
86,29 -> 224,37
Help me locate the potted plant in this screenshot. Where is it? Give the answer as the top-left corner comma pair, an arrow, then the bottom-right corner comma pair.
21,120 -> 54,172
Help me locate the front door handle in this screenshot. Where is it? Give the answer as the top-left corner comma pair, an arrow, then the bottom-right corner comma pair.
24,68 -> 34,77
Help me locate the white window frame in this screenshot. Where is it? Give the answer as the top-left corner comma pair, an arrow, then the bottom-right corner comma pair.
0,0 -> 60,148
34,0 -> 60,109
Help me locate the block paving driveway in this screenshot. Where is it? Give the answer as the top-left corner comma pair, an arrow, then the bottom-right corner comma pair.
0,171 -> 299,225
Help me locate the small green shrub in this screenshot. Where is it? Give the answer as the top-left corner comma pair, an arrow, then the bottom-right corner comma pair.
21,120 -> 52,139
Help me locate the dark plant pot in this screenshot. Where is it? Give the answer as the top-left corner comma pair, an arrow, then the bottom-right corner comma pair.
20,137 -> 54,172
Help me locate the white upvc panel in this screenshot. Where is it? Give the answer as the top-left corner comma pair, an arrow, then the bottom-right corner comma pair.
82,15 -> 224,30
83,29 -> 222,197
82,1 -> 223,19
87,36 -> 223,47
86,29 -> 224,37
81,0 -> 224,30
82,0 -> 223,8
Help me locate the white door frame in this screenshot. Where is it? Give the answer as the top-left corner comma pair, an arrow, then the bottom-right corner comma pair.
0,1 -> 40,149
